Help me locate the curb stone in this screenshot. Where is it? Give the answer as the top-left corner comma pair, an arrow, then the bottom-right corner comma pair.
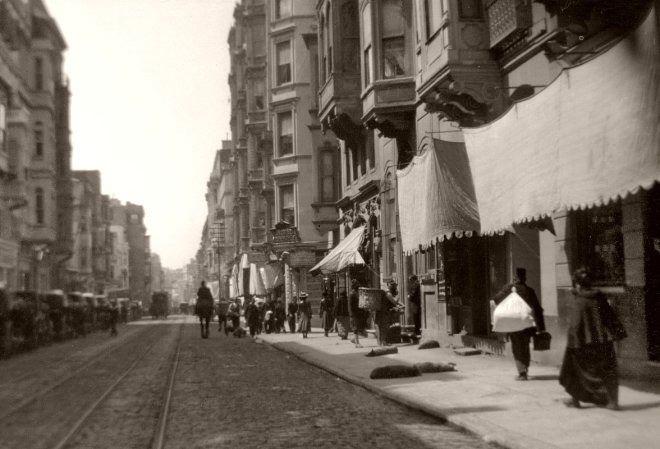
256,337 -> 561,449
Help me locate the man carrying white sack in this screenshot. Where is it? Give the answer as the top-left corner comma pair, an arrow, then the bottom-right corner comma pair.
491,268 -> 546,381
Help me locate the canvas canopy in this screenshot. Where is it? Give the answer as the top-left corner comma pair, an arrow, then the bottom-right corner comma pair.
309,226 -> 366,275
463,9 -> 660,234
397,138 -> 480,254
249,263 -> 267,296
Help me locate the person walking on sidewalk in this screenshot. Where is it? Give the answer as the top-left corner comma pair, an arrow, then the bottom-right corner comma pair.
196,281 -> 214,339
375,281 -> 402,346
245,297 -> 260,337
108,299 -> 119,337
216,298 -> 229,335
298,293 -> 312,338
334,292 -> 350,340
274,299 -> 286,333
319,292 -> 334,337
408,275 -> 421,336
287,297 -> 298,333
559,268 -> 626,410
491,268 -> 545,380
348,280 -> 362,348
227,299 -> 240,334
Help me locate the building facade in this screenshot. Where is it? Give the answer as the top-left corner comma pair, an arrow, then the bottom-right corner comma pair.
0,0 -> 72,293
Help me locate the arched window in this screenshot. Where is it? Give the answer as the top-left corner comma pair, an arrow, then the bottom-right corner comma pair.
35,187 -> 44,224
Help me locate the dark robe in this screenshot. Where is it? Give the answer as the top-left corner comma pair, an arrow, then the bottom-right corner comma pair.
195,286 -> 214,318
319,298 -> 334,331
559,288 -> 626,405
298,300 -> 312,334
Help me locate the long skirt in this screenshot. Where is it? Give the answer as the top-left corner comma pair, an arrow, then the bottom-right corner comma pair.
559,341 -> 618,406
321,310 -> 334,331
299,312 -> 311,334
336,316 -> 350,339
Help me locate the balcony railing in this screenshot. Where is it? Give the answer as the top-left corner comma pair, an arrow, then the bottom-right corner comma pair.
486,0 -> 533,48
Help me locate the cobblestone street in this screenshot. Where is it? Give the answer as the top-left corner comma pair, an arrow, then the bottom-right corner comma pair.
0,317 -> 494,449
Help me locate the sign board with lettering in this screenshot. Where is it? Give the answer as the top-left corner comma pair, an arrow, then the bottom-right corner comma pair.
270,221 -> 301,245
288,250 -> 316,268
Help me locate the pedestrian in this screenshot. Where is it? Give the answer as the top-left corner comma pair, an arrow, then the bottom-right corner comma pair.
195,281 -> 214,339
375,281 -> 402,346
287,297 -> 298,333
297,293 -> 312,338
491,268 -> 545,380
559,267 -> 626,410
216,298 -> 229,335
274,299 -> 286,333
227,299 -> 241,334
407,275 -> 421,336
319,292 -> 334,337
108,299 -> 119,337
334,291 -> 350,340
245,297 -> 260,337
348,280 -> 362,348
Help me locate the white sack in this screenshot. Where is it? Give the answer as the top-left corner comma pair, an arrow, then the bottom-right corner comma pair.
492,290 -> 535,333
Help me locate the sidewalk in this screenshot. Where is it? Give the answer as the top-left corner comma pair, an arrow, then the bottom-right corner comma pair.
256,329 -> 660,449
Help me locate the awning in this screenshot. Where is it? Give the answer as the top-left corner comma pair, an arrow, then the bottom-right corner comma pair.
309,226 -> 366,275
229,264 -> 240,298
463,8 -> 660,234
260,264 -> 284,290
397,138 -> 480,254
208,280 -> 220,299
249,263 -> 267,296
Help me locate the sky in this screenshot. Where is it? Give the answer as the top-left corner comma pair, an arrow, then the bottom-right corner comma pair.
44,0 -> 237,269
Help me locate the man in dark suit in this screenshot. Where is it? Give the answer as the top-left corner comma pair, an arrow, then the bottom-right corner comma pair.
492,268 -> 545,380
196,281 -> 214,339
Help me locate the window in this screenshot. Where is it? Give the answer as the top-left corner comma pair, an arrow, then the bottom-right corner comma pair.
35,187 -> 44,225
574,203 -> 625,286
275,41 -> 292,85
279,185 -> 295,225
425,0 -> 447,40
344,148 -> 351,187
80,247 -> 88,269
319,149 -> 336,202
251,23 -> 266,57
325,3 -> 332,77
277,111 -> 293,156
253,79 -> 264,110
275,0 -> 292,19
34,124 -> 44,158
320,14 -> 326,84
366,130 -> 375,169
362,3 -> 373,86
34,57 -> 44,91
381,0 -> 407,78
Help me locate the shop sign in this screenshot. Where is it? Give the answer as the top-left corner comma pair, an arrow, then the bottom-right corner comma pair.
270,221 -> 301,244
0,238 -> 19,269
288,250 -> 316,268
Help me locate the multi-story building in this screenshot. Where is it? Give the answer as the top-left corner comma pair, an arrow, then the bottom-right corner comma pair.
107,198 -> 130,295
393,0 -> 659,379
65,174 -> 93,291
150,253 -> 163,293
125,202 -> 149,306
0,0 -> 72,293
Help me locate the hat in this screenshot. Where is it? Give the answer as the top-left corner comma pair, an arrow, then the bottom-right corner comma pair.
299,292 -> 308,298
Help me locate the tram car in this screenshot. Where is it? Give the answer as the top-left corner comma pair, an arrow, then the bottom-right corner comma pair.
150,292 -> 169,319
179,302 -> 189,315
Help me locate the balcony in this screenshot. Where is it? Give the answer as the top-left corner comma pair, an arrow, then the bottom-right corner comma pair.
416,2 -> 506,126
245,110 -> 267,127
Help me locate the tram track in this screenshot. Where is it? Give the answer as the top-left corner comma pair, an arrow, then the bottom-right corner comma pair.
52,322 -> 184,449
0,324 -> 157,422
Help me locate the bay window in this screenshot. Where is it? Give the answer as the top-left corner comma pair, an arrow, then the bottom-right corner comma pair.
425,0 -> 448,40
276,41 -> 292,85
362,3 -> 373,86
381,0 -> 407,78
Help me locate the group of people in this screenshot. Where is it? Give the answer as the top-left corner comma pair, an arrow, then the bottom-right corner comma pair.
492,267 -> 627,411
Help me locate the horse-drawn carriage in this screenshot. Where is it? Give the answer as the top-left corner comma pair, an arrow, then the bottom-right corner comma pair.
150,292 -> 169,319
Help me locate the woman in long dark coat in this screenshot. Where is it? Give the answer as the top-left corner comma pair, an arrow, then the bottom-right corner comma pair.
297,293 -> 312,338
319,292 -> 334,337
559,268 -> 626,410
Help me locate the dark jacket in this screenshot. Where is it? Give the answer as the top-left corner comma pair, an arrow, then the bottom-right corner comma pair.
319,298 -> 333,316
287,301 -> 298,316
245,303 -> 260,326
348,289 -> 360,318
334,296 -> 349,317
566,288 -> 626,348
492,282 -> 545,332
196,286 -> 214,317
408,283 -> 421,307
